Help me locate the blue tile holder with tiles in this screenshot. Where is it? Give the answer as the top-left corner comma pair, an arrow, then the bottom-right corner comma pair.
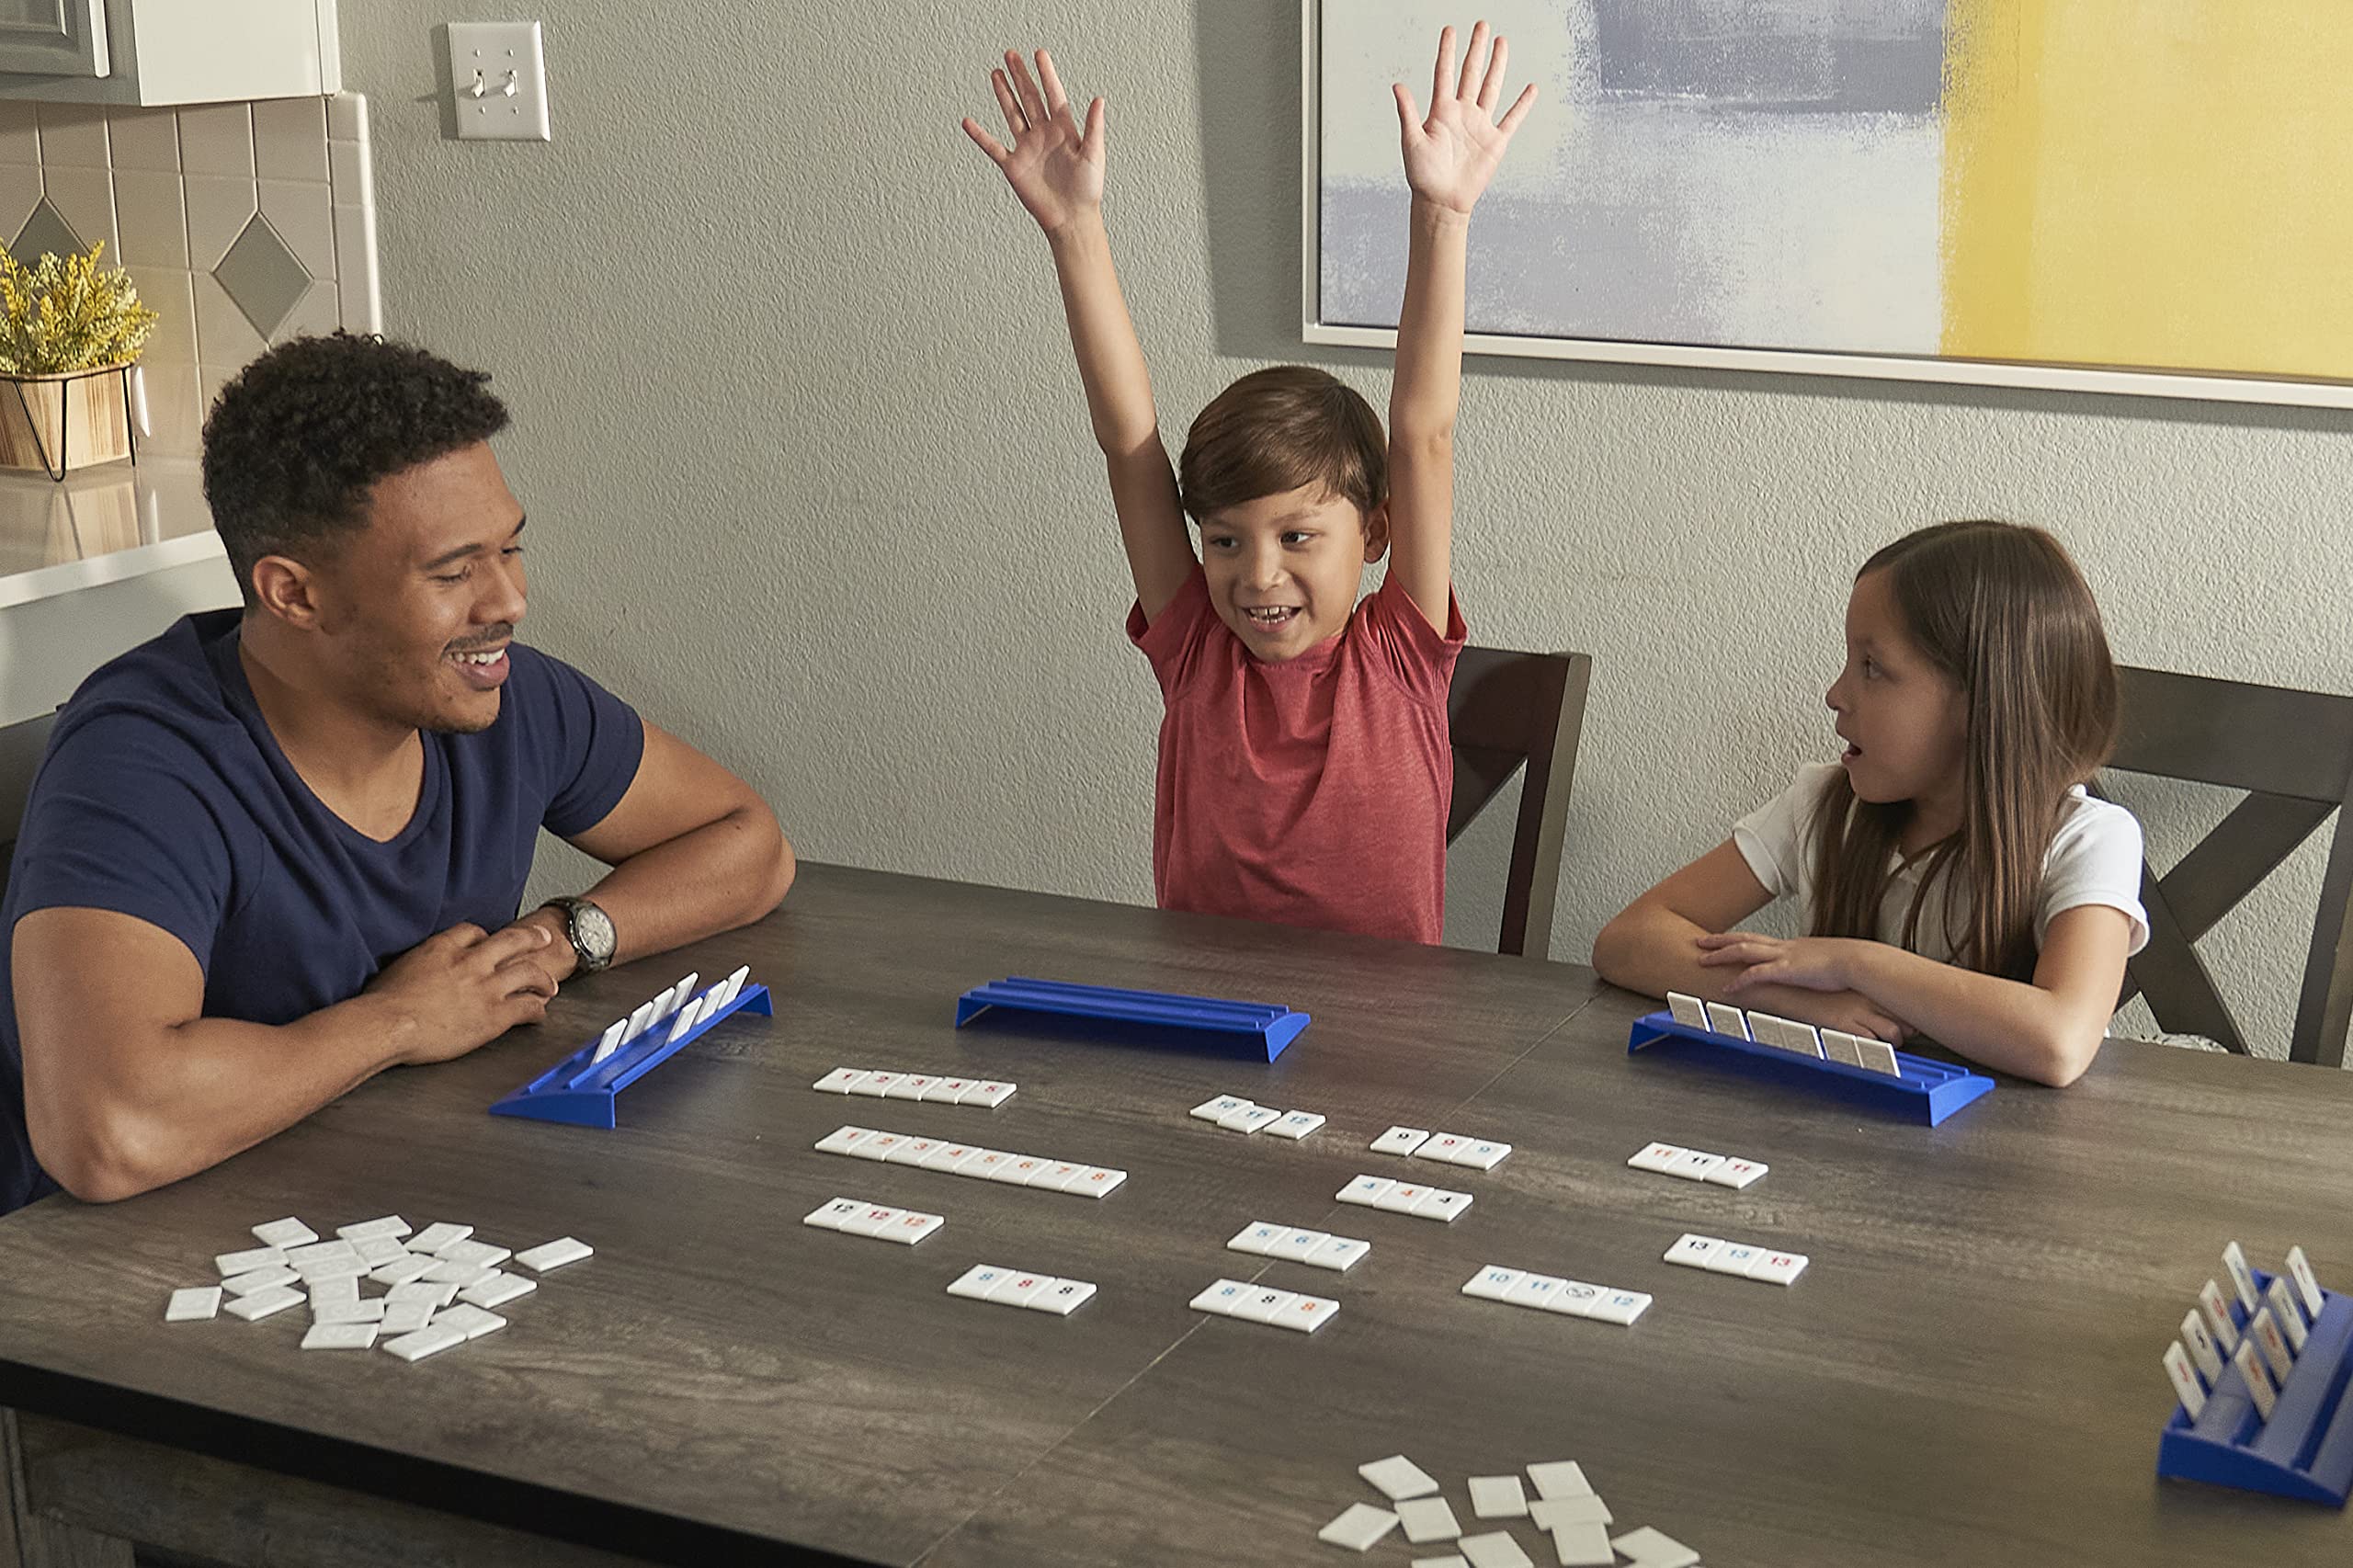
954,977 -> 1310,1062
1627,1009 -> 1995,1126
2159,1267 -> 2353,1506
489,983 -> 772,1129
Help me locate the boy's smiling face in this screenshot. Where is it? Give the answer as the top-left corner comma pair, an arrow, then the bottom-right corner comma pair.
1197,483 -> 1389,662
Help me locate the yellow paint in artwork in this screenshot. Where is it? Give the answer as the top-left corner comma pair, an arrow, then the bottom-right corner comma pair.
1940,2 -> 2353,380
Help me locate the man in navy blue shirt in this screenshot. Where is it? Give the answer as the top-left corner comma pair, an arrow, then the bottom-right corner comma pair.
0,335 -> 796,1213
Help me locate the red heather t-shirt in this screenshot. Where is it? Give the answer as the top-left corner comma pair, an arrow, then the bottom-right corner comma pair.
1126,565 -> 1467,945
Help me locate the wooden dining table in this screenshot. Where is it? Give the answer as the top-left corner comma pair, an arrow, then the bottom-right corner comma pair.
3,861 -> 2348,1566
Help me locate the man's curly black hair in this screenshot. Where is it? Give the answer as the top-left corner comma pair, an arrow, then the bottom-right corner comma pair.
200,332 -> 510,608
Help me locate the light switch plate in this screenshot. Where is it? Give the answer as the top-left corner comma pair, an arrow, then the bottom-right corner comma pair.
449,22 -> 552,142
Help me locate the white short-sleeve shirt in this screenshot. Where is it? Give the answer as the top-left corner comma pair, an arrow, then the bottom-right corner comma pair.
1732,763 -> 2150,964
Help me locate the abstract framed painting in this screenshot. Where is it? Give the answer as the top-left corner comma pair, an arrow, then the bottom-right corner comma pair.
1303,1 -> 2353,407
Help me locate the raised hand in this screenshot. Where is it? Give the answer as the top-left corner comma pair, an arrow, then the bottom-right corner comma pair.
1392,21 -> 1536,216
961,49 -> 1106,236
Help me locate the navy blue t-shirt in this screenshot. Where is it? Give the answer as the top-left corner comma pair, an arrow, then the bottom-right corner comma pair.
0,609 -> 644,1213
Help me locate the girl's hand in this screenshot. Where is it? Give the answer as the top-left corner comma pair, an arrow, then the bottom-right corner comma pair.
1696,935 -> 1910,1042
1695,932 -> 1865,994
1394,21 -> 1537,216
961,50 -> 1104,237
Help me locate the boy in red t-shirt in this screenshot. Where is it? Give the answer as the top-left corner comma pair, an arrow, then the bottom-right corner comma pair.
962,24 -> 1535,944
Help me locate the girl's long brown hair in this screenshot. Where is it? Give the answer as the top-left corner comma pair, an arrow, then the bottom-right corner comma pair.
1808,520 -> 2120,979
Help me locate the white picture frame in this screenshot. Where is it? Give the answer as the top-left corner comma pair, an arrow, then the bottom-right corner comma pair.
1300,0 -> 2353,411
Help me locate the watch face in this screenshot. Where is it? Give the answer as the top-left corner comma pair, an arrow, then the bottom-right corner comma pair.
574,902 -> 617,962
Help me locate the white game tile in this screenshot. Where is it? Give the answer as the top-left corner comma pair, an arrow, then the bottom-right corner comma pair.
1625,1142 -> 1684,1174
1457,1530 -> 1534,1568
1609,1526 -> 1699,1568
1229,1221 -> 1285,1256
312,1300 -> 386,1325
1192,1094 -> 1252,1122
381,1324 -> 467,1362
213,1245 -> 285,1277
301,1322 -> 378,1350
1274,1294 -> 1338,1333
1462,1266 -> 1524,1302
1231,1287 -> 1297,1325
1525,1460 -> 1593,1500
1357,1454 -> 1442,1501
1550,1521 -> 1615,1566
1303,1236 -> 1370,1273
1665,991 -> 1709,1028
1586,1290 -> 1653,1325
1318,1503 -> 1400,1552
1267,1110 -> 1326,1140
1701,1002 -> 1750,1040
1336,1175 -> 1396,1207
407,1222 -> 472,1255
515,1237 -> 593,1273
460,1273 -> 538,1310
250,1218 -> 317,1249
2163,1341 -> 2207,1420
165,1287 -> 222,1322
948,1265 -> 1015,1301
1188,1278 -> 1253,1316
1266,1228 -> 1331,1264
335,1216 -> 411,1243
1468,1475 -> 1528,1519
1394,1495 -> 1462,1544
1371,1126 -> 1432,1156
435,1303 -> 507,1340
224,1286 -> 303,1322
1220,1104 -> 1282,1134
380,1300 -> 436,1335
369,1255 -> 436,1287
1529,1495 -> 1611,1529
221,1266 -> 299,1296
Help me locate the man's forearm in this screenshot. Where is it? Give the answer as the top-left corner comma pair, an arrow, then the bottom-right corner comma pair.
36,993 -> 412,1203
566,802 -> 795,970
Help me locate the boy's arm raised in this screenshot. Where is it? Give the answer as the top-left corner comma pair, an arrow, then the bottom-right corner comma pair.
1385,23 -> 1535,633
963,50 -> 1195,623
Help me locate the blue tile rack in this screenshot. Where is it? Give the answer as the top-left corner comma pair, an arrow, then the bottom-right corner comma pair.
2160,1267 -> 2353,1506
490,982 -> 772,1129
954,977 -> 1310,1062
1627,1008 -> 1995,1127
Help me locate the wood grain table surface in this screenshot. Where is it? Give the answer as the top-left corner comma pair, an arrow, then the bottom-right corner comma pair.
2,861 -> 2347,1566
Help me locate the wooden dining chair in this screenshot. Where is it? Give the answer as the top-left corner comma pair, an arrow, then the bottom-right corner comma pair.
1446,647 -> 1594,959
2095,665 -> 2353,1066
0,710 -> 56,906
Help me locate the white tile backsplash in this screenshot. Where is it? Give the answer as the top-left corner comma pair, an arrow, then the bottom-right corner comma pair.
175,106 -> 255,182
5,94 -> 377,458
257,179 -> 334,277
184,176 -> 257,271
110,169 -> 188,268
252,98 -> 328,184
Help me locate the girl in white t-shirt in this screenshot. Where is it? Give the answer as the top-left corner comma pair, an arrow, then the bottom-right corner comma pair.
1594,520 -> 2147,1086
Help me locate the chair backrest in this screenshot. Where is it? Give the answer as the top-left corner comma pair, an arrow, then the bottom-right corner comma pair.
1445,647 -> 1594,959
0,710 -> 58,907
2096,665 -> 2353,1065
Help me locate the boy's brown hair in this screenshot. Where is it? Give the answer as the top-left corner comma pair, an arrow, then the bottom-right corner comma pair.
1176,366 -> 1386,523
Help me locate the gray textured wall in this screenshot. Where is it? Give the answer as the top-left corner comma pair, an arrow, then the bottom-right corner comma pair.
338,2 -> 2353,1058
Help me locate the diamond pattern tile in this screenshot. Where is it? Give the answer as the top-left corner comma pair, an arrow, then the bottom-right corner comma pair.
9,198 -> 85,268
213,213 -> 313,341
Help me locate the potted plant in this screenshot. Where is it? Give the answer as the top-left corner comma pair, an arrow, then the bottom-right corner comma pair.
0,241 -> 157,480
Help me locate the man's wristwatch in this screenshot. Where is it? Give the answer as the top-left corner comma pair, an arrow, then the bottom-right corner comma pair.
540,895 -> 617,973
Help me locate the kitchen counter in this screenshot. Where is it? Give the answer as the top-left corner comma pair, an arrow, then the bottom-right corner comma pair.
0,457 -> 239,726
